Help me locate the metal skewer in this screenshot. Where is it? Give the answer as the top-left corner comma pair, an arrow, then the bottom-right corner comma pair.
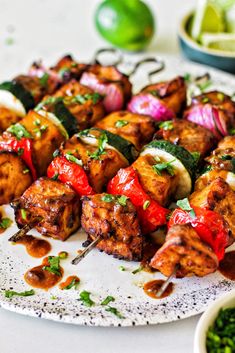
8,217 -> 42,243
71,236 -> 101,265
155,265 -> 178,298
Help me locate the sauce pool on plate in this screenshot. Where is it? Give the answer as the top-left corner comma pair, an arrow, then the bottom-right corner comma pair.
143,280 -> 174,299
14,235 -> 51,258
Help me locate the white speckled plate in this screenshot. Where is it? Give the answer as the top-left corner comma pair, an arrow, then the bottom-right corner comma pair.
1,57 -> 235,327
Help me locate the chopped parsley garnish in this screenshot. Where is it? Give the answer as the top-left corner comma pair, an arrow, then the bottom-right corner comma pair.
65,152 -> 83,166
5,289 -> 35,298
17,148 -> 24,156
63,277 -> 80,290
159,121 -> 174,131
53,149 -> 60,158
79,290 -> 94,307
0,217 -> 12,229
176,197 -> 195,218
5,37 -> 14,46
229,128 -> 235,135
143,200 -> 150,210
33,125 -> 48,138
23,168 -> 29,174
7,123 -> 32,140
70,93 -> 102,105
39,73 -> 49,88
217,92 -> 225,102
33,118 -> 41,126
184,73 -> 191,82
101,194 -> 115,203
20,209 -> 27,221
132,265 -> 143,274
101,296 -> 115,306
119,266 -> 126,271
105,306 -> 125,319
197,80 -> 212,92
202,97 -> 209,103
149,90 -> 160,98
58,67 -> 70,79
117,195 -> 128,206
51,172 -> 59,181
206,307 -> 235,353
43,256 -> 62,277
152,159 -> 175,176
88,132 -> 108,160
50,295 -> 58,300
35,96 -> 61,111
115,120 -> 129,128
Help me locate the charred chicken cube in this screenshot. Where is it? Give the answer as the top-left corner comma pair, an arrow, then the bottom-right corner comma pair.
141,76 -> 187,116
205,135 -> 235,172
52,80 -> 105,130
50,54 -> 88,83
150,224 -> 218,277
95,111 -> 155,150
13,177 -> 80,241
154,118 -> 215,158
62,128 -> 136,193
190,177 -> 235,240
81,193 -> 143,261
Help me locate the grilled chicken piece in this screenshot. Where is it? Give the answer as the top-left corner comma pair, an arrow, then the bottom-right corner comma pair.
205,136 -> 235,172
81,193 -> 143,260
14,75 -> 47,104
195,169 -> 235,191
190,177 -> 235,239
132,154 -> 178,206
0,151 -> 32,205
0,107 -> 21,133
13,177 -> 80,241
154,118 -> 215,158
50,54 -> 88,83
95,111 -> 155,150
17,110 -> 65,176
63,134 -> 129,193
150,224 -> 218,277
141,76 -> 187,116
53,80 -> 105,129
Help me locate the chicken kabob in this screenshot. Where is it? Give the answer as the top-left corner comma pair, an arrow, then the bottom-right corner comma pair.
0,78 -> 105,205
0,53 -> 91,133
73,89 -> 235,290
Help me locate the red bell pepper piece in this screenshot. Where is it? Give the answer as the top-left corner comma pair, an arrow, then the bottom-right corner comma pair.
168,207 -> 229,261
47,156 -> 94,196
0,135 -> 37,180
107,166 -> 169,234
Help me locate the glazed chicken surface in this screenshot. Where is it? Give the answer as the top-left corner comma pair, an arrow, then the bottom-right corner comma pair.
81,193 -> 143,261
95,111 -> 155,150
150,224 -> 218,277
14,177 -> 80,241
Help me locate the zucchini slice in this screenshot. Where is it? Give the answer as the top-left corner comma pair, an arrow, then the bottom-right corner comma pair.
141,140 -> 196,199
0,81 -> 34,116
37,110 -> 69,140
53,101 -> 78,137
78,128 -> 138,164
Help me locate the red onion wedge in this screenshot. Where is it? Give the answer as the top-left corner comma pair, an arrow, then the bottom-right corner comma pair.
80,72 -> 124,112
185,104 -> 228,140
128,93 -> 175,122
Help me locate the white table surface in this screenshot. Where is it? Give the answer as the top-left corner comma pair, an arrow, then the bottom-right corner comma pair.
0,0 -> 204,352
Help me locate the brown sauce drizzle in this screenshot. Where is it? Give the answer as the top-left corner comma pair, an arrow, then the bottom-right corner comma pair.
15,235 -> 51,258
219,251 -> 235,281
24,257 -> 63,290
59,275 -> 80,290
141,242 -> 160,273
143,280 -> 174,299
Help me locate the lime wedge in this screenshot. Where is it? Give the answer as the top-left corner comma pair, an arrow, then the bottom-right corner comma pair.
201,32 -> 235,51
191,0 -> 225,40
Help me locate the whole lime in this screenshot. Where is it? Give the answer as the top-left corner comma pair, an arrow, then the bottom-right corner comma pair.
94,0 -> 155,51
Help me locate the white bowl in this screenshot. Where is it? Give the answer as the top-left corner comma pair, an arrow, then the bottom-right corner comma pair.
194,289 -> 235,353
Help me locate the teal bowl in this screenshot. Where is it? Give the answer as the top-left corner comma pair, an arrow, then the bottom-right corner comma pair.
178,12 -> 235,74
